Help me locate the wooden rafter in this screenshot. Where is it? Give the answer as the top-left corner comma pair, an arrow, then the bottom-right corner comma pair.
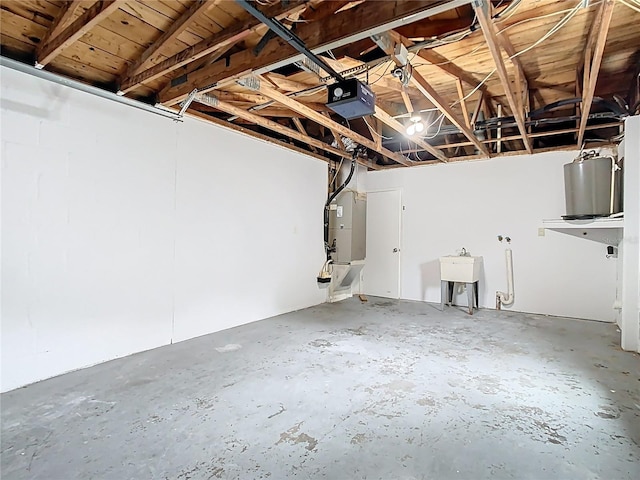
188,109 -> 331,165
42,0 -> 82,46
374,32 -> 490,156
292,118 -> 318,153
474,1 -> 532,154
119,1 -> 308,94
364,117 -> 383,150
577,0 -> 615,147
373,107 -> 448,162
36,1 -> 121,68
397,32 -> 493,99
178,42 -> 239,78
409,70 -> 490,156
251,76 -> 414,167
159,0 -> 470,105
124,0 -> 217,80
455,79 -> 471,128
188,92 -> 363,163
396,122 -> 622,152
322,112 -> 348,152
496,30 -> 529,116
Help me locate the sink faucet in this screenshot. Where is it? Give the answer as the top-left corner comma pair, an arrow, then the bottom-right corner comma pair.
461,247 -> 467,256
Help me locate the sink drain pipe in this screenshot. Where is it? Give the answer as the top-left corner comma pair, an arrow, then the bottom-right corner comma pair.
496,249 -> 514,310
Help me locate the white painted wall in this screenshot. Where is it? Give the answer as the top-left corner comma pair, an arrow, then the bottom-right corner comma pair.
0,66 -> 327,392
366,150 -> 617,321
619,116 -> 640,352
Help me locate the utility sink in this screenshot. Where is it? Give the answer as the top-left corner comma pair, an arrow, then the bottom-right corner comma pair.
439,256 -> 483,283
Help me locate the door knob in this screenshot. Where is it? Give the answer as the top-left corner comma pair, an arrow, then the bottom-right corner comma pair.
393,248 -> 399,253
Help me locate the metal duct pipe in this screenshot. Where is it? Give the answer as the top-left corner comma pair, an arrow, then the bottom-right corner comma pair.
0,56 -> 183,122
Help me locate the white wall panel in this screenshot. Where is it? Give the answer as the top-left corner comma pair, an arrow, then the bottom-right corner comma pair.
367,151 -> 617,321
1,66 -> 326,392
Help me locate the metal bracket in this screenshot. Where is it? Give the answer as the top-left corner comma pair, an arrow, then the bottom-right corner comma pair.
196,93 -> 219,108
253,29 -> 278,56
178,88 -> 198,116
370,33 -> 393,53
238,76 -> 261,91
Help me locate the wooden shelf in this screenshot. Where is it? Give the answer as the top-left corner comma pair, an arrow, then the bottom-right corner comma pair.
542,217 -> 624,245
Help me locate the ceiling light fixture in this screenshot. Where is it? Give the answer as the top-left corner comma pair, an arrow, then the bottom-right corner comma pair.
405,115 -> 425,136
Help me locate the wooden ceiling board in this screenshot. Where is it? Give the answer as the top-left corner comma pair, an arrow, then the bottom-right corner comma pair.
80,25 -> 148,61
98,8 -> 165,47
1,0 -> 57,25
61,39 -> 130,76
1,32 -> 34,56
50,54 -> 118,85
0,7 -> 49,47
138,0 -> 188,18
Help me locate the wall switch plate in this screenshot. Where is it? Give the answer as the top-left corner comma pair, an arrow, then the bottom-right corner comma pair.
538,228 -> 545,237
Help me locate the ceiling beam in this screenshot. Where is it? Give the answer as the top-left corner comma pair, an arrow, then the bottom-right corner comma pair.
36,0 -> 121,68
364,117 -> 383,150
42,0 -> 83,46
292,118 -> 318,153
397,122 -> 623,152
496,29 -> 528,116
187,91 -> 364,163
187,109 -> 333,165
118,1 -> 308,94
300,0 -> 354,22
250,76 -> 415,166
473,0 -> 532,153
124,0 -> 217,80
395,32 -> 492,98
409,69 -> 490,156
374,107 -> 448,162
373,32 -> 489,156
577,0 -> 615,147
322,112 -> 348,152
159,0 -> 473,105
455,79 -> 471,128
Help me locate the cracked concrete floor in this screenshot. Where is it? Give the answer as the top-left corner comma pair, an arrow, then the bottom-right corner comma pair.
2,297 -> 639,480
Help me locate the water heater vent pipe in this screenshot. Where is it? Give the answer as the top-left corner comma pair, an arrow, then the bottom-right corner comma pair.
496,249 -> 514,310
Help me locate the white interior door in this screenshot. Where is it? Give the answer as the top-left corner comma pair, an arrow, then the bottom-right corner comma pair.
364,190 -> 401,298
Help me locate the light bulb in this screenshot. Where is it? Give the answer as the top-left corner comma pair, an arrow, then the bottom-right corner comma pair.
406,123 -> 416,136
414,121 -> 424,133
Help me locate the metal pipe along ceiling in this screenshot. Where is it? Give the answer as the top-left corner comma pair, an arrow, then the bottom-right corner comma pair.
0,56 -> 183,122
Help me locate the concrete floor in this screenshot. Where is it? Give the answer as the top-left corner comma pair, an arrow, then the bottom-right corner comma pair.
1,298 -> 639,480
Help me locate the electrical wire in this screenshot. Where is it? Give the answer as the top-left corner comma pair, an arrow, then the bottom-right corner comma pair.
362,117 -> 394,139
421,113 -> 446,140
509,2 -> 584,61
619,0 -> 640,13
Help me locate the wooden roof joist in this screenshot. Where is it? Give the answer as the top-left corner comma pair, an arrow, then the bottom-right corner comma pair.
473,0 -> 533,153
187,90 -> 375,167
122,0 -> 217,81
371,31 -> 490,157
397,121 -> 623,152
159,0 -> 473,106
577,0 -> 616,147
118,0 -> 309,94
36,0 -> 121,68
247,75 -> 416,166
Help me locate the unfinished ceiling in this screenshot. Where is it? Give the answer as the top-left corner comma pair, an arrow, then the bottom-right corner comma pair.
1,0 -> 639,169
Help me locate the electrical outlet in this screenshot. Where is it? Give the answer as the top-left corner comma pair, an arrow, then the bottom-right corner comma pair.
538,228 -> 545,237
